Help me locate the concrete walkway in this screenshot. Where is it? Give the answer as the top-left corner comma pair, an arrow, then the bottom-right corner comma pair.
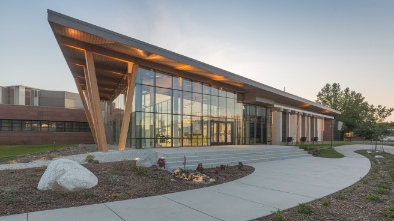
1,144 -> 377,221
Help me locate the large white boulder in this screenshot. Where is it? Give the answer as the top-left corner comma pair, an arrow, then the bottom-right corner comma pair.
37,159 -> 98,191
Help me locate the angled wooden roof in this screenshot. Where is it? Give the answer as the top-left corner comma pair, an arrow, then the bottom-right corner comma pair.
48,10 -> 340,117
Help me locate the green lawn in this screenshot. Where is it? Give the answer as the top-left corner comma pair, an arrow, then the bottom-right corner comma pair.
293,141 -> 359,158
0,144 -> 75,163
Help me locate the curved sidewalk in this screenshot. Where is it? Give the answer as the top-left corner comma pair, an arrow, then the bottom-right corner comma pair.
2,145 -> 373,221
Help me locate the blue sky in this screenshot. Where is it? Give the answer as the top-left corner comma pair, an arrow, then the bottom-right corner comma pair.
0,0 -> 393,121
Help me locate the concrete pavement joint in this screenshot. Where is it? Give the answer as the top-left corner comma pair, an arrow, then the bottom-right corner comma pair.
103,203 -> 126,221
161,195 -> 223,221
206,188 -> 279,210
234,180 -> 317,199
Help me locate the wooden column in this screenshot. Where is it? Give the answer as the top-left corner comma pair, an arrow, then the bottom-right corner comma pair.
118,62 -> 139,150
84,51 -> 108,152
74,77 -> 97,145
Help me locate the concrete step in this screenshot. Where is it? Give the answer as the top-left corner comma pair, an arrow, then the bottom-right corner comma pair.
161,147 -> 311,171
165,152 -> 309,168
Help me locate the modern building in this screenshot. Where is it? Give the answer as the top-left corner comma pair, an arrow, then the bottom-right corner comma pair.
0,85 -> 93,145
47,10 -> 340,152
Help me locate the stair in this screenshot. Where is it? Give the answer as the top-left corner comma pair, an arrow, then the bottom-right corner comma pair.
159,146 -> 311,171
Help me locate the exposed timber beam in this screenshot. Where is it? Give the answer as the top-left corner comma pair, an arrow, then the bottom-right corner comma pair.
57,35 -> 245,93
118,62 -> 139,150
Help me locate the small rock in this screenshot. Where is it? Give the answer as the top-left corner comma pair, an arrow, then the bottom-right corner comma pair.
375,155 -> 384,159
136,157 -> 153,167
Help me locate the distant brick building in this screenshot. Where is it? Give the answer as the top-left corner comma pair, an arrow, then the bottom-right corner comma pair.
0,85 -> 94,145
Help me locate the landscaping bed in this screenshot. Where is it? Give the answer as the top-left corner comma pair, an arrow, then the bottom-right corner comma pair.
0,160 -> 254,216
255,150 -> 394,221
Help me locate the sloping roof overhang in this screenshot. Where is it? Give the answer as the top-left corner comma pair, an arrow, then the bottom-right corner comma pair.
48,9 -> 340,118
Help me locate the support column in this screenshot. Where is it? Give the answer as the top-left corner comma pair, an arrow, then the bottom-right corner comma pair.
307,115 -> 311,142
84,51 -> 108,152
74,78 -> 97,145
272,109 -> 283,145
297,113 -> 302,143
118,62 -> 139,150
285,110 -> 291,140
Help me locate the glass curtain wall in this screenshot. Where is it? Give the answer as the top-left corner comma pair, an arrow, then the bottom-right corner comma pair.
243,104 -> 271,144
111,66 -> 271,148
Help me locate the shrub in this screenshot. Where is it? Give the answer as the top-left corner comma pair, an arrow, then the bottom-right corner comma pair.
0,186 -> 21,204
376,187 -> 389,194
83,189 -> 94,198
238,162 -> 244,170
220,164 -> 226,170
335,192 -> 345,200
108,173 -> 119,184
196,163 -> 204,173
365,194 -> 381,201
157,158 -> 166,168
298,203 -> 313,215
36,194 -> 49,203
385,205 -> 394,218
378,183 -> 389,189
84,155 -> 95,163
131,165 -> 147,175
321,199 -> 331,207
271,209 -> 285,221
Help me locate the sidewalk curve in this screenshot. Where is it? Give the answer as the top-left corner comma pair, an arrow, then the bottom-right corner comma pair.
1,145 -> 373,221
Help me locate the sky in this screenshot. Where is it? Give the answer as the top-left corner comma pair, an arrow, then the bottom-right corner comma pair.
0,0 -> 393,121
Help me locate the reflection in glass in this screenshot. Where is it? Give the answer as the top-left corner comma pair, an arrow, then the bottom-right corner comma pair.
182,79 -> 192,91
136,68 -> 155,86
218,97 -> 226,118
191,93 -> 202,116
202,95 -> 210,116
211,96 -> 218,117
155,87 -> 171,113
183,91 -> 192,116
156,71 -> 172,88
192,81 -> 202,93
155,114 -> 171,147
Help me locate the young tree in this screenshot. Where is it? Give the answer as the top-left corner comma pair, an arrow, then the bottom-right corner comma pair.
316,83 -> 393,140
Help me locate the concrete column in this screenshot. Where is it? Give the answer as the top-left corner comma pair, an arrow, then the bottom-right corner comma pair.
285,110 -> 291,140
307,115 -> 311,141
272,109 -> 283,145
297,113 -> 302,143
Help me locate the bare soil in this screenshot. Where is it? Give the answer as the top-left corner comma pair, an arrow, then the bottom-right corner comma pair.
0,156 -> 254,216
255,150 -> 394,221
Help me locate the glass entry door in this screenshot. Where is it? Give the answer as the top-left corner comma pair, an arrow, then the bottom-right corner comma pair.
211,121 -> 233,145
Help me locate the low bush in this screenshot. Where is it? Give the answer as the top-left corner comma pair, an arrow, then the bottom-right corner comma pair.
298,203 -> 313,215
385,205 -> 394,218
365,194 -> 381,201
196,163 -> 204,173
271,209 -> 285,221
84,155 -> 95,163
157,158 -> 166,168
321,199 -> 331,207
131,165 -> 147,175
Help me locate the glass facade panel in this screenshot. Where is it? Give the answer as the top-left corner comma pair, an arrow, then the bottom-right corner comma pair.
191,93 -> 202,116
192,81 -> 202,93
182,79 -> 192,92
155,72 -> 172,88
155,87 -> 171,113
136,68 -> 155,86
183,91 -> 192,116
111,66 -> 273,148
211,96 -> 218,118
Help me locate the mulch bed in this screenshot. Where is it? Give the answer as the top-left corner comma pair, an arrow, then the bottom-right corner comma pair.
0,160 -> 254,216
254,150 -> 394,221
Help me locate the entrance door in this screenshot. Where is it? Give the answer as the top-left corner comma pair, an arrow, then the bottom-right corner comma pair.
211,121 -> 233,145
